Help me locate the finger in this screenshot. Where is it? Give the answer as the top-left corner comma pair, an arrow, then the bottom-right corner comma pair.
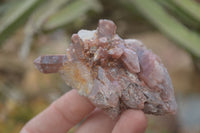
21,89 -> 95,133
75,109 -> 116,133
112,110 -> 147,133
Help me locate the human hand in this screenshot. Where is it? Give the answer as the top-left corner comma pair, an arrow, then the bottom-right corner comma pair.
20,89 -> 147,133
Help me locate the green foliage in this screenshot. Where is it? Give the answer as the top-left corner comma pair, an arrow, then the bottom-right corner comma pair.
171,0 -> 200,22
0,0 -> 102,58
44,0 -> 102,30
156,0 -> 200,29
19,0 -> 71,59
122,0 -> 200,61
0,0 -> 44,46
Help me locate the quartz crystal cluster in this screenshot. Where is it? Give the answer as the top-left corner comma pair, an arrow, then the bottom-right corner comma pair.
34,19 -> 177,118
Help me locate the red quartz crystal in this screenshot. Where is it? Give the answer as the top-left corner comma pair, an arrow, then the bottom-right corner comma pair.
34,19 -> 177,118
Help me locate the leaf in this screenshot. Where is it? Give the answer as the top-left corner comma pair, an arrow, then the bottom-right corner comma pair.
43,0 -> 102,30
19,0 -> 70,59
0,0 -> 16,16
156,0 -> 200,29
0,0 -> 43,46
127,0 -> 200,59
24,0 -> 71,33
171,0 -> 200,23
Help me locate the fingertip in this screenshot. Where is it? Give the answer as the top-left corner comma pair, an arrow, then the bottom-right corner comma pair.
76,109 -> 116,133
123,110 -> 147,130
20,128 -> 28,133
112,109 -> 147,133
20,127 -> 33,133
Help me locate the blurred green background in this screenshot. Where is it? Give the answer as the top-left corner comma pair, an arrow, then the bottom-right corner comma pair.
0,0 -> 200,133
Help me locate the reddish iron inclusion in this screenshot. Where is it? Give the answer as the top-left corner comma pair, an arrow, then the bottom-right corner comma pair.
34,19 -> 177,118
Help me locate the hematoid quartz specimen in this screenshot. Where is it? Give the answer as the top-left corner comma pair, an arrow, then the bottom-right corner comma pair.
34,19 -> 177,118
